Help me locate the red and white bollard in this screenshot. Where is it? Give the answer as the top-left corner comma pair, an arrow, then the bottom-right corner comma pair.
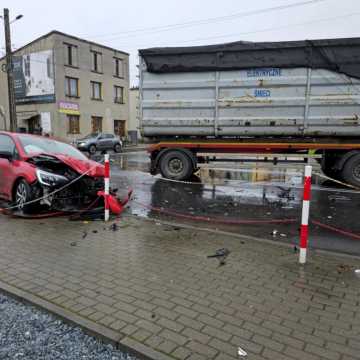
104,153 -> 110,222
299,165 -> 312,264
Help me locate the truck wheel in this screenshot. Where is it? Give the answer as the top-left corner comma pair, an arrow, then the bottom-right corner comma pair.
159,150 -> 194,180
341,154 -> 360,187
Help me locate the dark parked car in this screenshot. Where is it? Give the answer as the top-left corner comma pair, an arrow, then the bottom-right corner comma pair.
74,133 -> 123,154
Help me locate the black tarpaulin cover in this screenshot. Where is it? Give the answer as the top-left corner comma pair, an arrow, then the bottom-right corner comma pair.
139,38 -> 360,79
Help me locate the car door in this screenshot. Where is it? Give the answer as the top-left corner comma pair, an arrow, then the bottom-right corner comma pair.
104,134 -> 115,150
98,134 -> 113,150
97,134 -> 107,150
0,134 -> 17,200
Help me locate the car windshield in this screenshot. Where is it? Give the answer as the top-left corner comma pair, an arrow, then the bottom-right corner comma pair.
83,133 -> 99,139
18,135 -> 88,161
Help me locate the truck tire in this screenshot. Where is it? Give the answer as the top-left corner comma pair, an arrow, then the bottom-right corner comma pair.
341,154 -> 360,187
159,150 -> 194,180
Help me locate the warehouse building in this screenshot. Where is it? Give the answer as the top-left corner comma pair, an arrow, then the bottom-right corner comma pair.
0,30 -> 129,141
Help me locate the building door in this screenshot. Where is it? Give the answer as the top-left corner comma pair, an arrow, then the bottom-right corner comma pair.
114,120 -> 126,137
91,116 -> 103,133
27,115 -> 41,134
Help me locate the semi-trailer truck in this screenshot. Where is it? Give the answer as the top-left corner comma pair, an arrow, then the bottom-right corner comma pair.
138,38 -> 360,186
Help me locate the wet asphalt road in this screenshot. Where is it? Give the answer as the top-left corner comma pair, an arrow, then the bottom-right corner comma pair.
111,151 -> 360,257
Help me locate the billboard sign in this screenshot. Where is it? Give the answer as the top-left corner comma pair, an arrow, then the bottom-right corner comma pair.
58,101 -> 80,115
13,50 -> 55,104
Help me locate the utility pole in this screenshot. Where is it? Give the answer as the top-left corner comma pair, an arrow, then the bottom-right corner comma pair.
3,8 -> 17,132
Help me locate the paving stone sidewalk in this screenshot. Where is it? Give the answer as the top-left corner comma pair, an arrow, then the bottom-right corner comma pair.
0,214 -> 359,360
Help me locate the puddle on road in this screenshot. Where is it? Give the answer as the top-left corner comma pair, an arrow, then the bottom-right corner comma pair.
110,152 -> 360,255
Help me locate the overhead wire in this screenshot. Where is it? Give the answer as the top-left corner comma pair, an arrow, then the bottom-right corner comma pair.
80,0 -> 329,41
8,11 -> 359,75
3,0 -> 331,57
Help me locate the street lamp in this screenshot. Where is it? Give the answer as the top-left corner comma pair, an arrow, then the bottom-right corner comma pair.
0,13 -> 23,21
1,9 -> 23,132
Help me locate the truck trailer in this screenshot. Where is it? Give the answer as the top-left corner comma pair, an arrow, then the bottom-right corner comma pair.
138,37 -> 360,186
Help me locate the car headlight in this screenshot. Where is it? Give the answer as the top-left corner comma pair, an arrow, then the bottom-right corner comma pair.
36,169 -> 69,187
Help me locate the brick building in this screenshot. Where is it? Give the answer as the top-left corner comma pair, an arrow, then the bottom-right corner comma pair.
0,31 -> 129,141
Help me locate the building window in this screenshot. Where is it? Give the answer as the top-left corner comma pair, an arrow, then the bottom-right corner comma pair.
64,43 -> 78,67
114,86 -> 124,103
91,51 -> 102,73
114,120 -> 126,137
68,115 -> 80,134
91,81 -> 102,100
65,77 -> 79,97
91,116 -> 103,133
114,57 -> 124,78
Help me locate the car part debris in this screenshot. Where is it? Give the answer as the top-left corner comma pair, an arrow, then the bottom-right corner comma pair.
238,347 -> 247,357
110,223 -> 119,232
337,264 -> 352,274
207,248 -> 230,266
272,230 -> 278,237
82,231 -> 88,239
328,195 -> 351,202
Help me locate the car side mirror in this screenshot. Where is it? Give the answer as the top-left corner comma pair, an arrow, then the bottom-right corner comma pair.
0,151 -> 13,161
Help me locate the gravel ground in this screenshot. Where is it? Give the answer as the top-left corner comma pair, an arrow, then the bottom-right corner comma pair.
0,293 -> 138,360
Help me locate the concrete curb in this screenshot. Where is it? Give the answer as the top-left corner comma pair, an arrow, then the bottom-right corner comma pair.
123,146 -> 148,153
131,215 -> 360,261
0,280 -> 173,360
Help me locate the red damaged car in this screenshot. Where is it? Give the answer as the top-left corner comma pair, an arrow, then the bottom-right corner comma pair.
0,131 -> 105,213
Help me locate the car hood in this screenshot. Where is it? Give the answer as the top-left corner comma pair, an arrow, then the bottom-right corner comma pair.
27,153 -> 105,177
76,138 -> 92,142
55,154 -> 105,177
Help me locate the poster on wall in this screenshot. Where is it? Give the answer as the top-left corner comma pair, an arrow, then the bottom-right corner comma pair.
13,50 -> 55,104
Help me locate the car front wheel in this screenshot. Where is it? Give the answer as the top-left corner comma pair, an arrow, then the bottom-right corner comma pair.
89,145 -> 97,155
14,180 -> 37,213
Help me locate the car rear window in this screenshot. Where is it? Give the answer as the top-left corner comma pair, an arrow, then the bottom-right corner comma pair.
18,135 -> 88,161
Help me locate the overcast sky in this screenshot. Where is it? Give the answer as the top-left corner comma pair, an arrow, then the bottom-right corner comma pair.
1,0 -> 359,85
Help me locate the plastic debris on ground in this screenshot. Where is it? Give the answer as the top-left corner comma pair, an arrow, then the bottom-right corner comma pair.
207,248 -> 231,266
238,347 -> 248,356
337,264 -> 352,274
